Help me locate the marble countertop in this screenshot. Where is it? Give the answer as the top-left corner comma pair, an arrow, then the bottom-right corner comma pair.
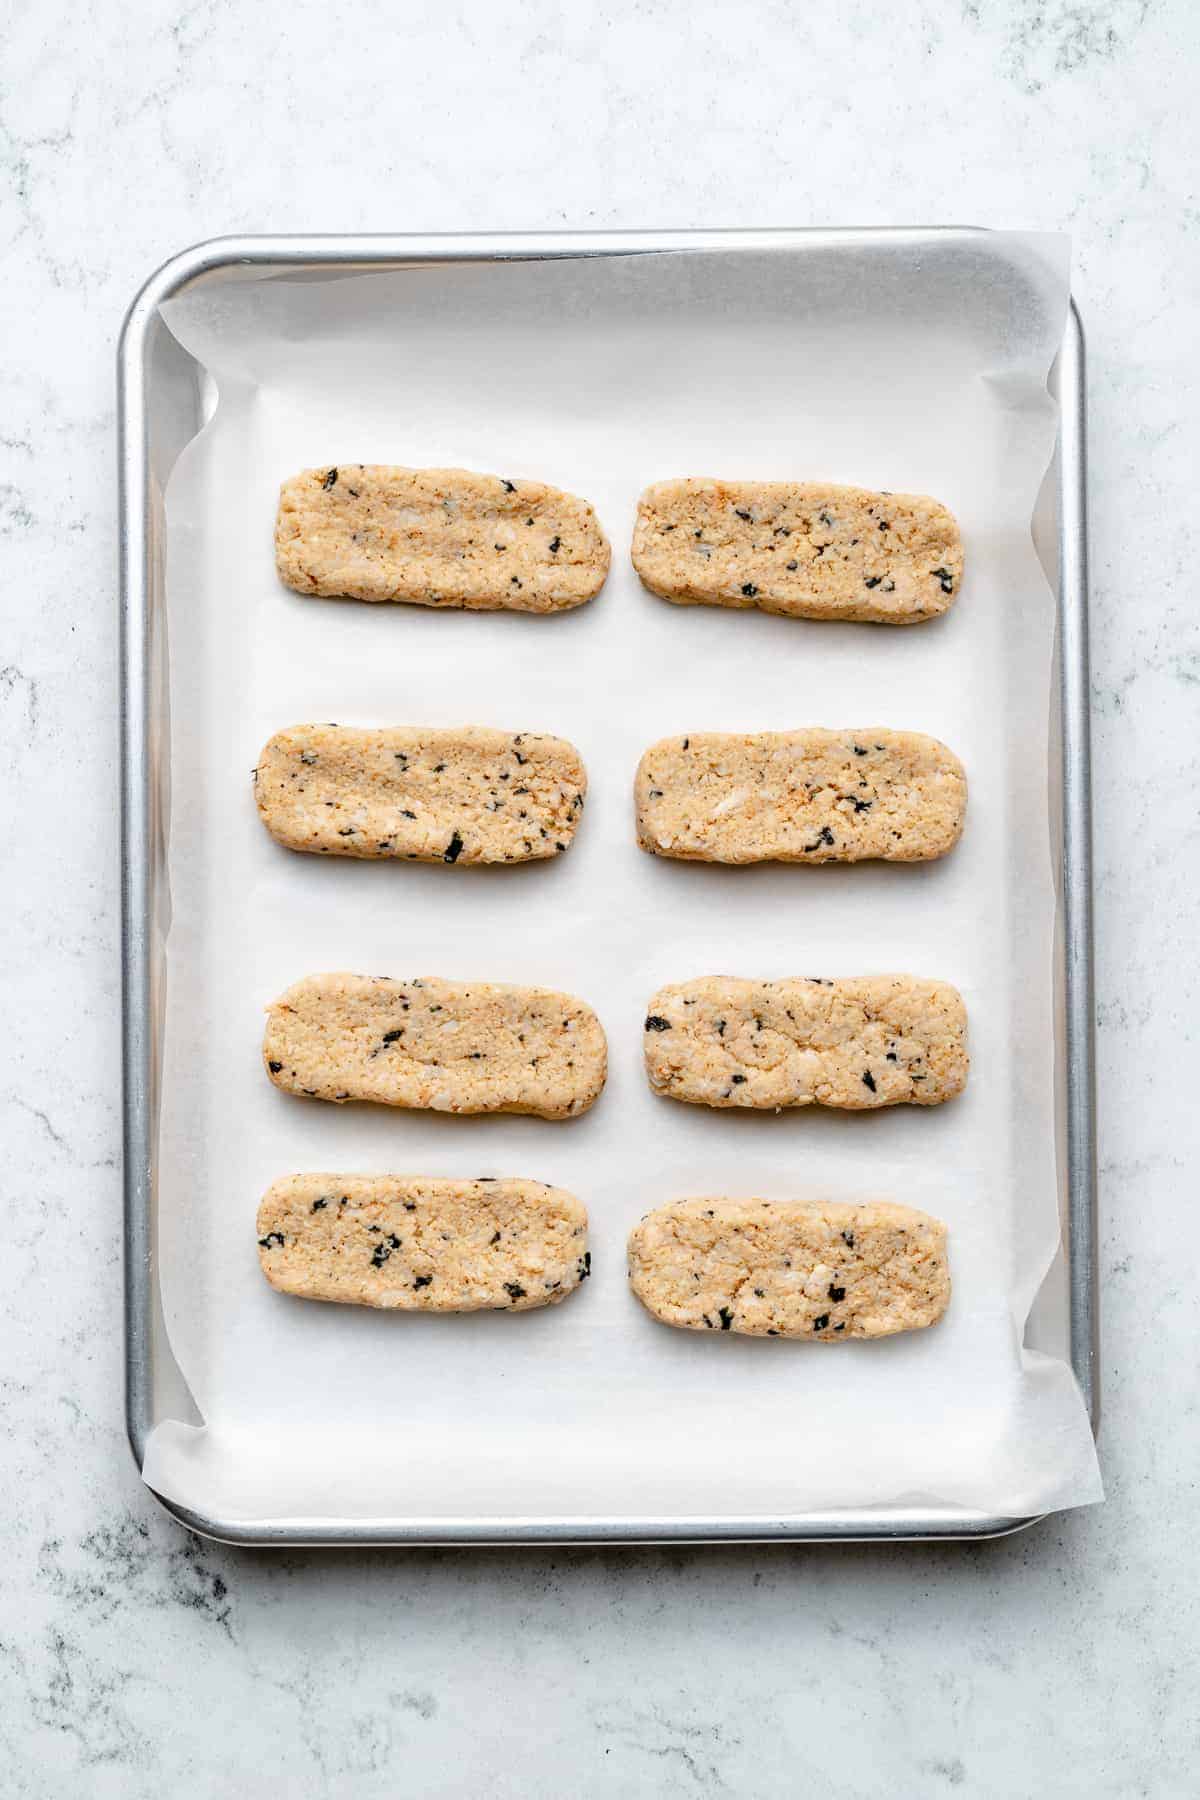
2,2 -> 1196,1794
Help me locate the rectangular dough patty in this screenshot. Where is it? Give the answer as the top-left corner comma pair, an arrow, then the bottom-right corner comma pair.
257,1174 -> 590,1312
627,1198 -> 950,1339
635,729 -> 966,863
275,465 -> 610,612
255,725 -> 586,863
264,973 -> 607,1118
643,975 -> 968,1109
632,479 -> 962,622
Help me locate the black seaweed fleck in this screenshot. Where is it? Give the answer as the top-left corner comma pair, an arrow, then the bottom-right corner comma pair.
370,1241 -> 394,1268
268,1060 -> 283,1073
804,826 -> 836,852
503,1282 -> 527,1301
754,1288 -> 765,1298
854,744 -> 868,756
931,566 -> 955,593
878,520 -> 890,531
741,583 -> 758,597
258,1231 -> 285,1249
579,1251 -> 592,1280
716,1019 -> 726,1036
312,1198 -> 327,1211
337,827 -> 356,837
863,576 -> 882,589
834,1323 -> 846,1333
829,1285 -> 846,1302
735,508 -> 751,521
886,1052 -> 898,1063
786,560 -> 799,571
444,831 -> 464,864
718,1306 -> 734,1331
731,1073 -> 747,1085
381,1029 -> 404,1046
842,1230 -> 855,1247
322,468 -> 338,490
850,797 -> 872,812
413,1275 -> 433,1289
862,1070 -> 877,1092
501,479 -> 516,492
813,1313 -> 830,1331
549,536 -> 561,553
644,1015 -> 671,1032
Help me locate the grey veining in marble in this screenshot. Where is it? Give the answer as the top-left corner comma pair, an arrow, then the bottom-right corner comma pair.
1,1 -> 1198,1794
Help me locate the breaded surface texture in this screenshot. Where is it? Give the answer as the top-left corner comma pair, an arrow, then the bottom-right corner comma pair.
643,975 -> 968,1109
635,729 -> 966,863
264,973 -> 607,1119
255,724 -> 586,862
276,464 -> 610,612
628,1198 -> 950,1338
632,479 -> 962,622
257,1174 -> 590,1311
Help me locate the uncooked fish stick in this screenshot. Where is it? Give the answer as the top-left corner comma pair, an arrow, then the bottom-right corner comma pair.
263,973 -> 607,1119
254,724 -> 587,863
642,975 -> 968,1109
275,464 -> 610,612
632,479 -> 962,622
635,729 -> 966,863
627,1198 -> 950,1339
257,1174 -> 590,1312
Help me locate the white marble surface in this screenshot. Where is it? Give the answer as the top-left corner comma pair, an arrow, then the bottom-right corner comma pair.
0,2 -> 1196,1794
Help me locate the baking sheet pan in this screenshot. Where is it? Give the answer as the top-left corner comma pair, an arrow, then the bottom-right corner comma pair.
119,231 -> 1100,1543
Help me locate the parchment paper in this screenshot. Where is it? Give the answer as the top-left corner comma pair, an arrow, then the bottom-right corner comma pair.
143,236 -> 1103,1523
